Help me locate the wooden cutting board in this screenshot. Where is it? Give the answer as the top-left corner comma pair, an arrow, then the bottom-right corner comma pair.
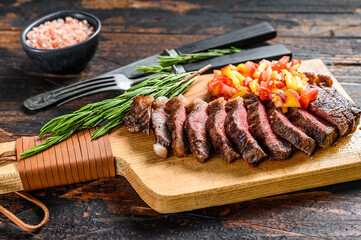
1,59 -> 361,214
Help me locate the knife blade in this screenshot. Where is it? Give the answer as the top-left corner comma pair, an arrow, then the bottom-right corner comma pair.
103,22 -> 276,79
178,44 -> 292,73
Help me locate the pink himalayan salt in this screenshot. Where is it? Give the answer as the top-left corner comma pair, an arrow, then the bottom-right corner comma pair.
26,16 -> 94,49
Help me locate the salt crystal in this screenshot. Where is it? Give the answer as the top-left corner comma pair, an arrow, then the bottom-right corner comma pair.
26,16 -> 94,49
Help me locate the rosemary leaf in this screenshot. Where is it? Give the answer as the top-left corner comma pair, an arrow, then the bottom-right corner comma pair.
21,72 -> 194,159
134,65 -> 172,74
135,47 -> 242,74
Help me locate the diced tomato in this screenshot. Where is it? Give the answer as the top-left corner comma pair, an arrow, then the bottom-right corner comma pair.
299,94 -> 310,109
208,74 -> 229,95
244,77 -> 253,87
219,83 -> 237,98
266,79 -> 274,91
244,61 -> 257,77
259,66 -> 272,83
259,86 -> 270,94
290,59 -> 301,70
272,56 -> 290,73
259,86 -> 271,100
301,87 -> 318,101
275,81 -> 285,88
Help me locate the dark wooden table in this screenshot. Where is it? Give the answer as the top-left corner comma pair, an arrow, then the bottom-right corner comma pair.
1,0 -> 361,239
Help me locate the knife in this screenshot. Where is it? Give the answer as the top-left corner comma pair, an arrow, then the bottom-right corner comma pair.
82,21 -> 276,79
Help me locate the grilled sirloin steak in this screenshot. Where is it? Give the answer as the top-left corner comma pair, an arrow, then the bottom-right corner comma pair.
321,86 -> 361,129
306,73 -> 361,136
206,98 -> 240,163
244,94 -> 292,160
225,97 -> 267,166
124,95 -> 154,135
165,94 -> 188,157
151,96 -> 172,159
308,86 -> 352,136
287,108 -> 338,148
185,99 -> 210,163
267,104 -> 316,156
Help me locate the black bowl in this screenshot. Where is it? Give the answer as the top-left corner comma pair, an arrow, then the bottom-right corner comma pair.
21,10 -> 101,74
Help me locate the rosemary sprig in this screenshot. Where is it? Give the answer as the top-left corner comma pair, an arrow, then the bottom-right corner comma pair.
21,72 -> 195,159
135,47 -> 242,74
134,65 -> 172,74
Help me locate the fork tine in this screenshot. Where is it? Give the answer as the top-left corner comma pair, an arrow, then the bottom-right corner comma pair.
56,78 -> 116,96
57,86 -> 121,106
57,81 -> 118,100
52,75 -> 115,93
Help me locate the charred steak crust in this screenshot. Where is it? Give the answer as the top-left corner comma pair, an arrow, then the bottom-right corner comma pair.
267,105 -> 316,156
287,108 -> 338,148
151,96 -> 171,159
244,94 -> 292,160
321,86 -> 361,129
184,99 -> 210,163
225,97 -> 267,166
206,98 -> 240,163
124,95 -> 154,135
308,86 -> 352,136
165,95 -> 188,157
304,72 -> 333,87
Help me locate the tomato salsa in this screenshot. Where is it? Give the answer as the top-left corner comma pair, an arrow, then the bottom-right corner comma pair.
207,56 -> 318,112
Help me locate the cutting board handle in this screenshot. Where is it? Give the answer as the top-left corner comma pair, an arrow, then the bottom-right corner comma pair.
0,128 -> 120,195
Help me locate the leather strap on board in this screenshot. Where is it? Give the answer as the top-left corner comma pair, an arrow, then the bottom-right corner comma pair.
0,192 -> 49,232
16,128 -> 115,191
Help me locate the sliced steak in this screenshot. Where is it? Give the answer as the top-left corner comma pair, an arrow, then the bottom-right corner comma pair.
206,98 -> 240,163
165,94 -> 188,157
225,97 -> 267,166
287,108 -> 338,148
266,104 -> 316,156
184,99 -> 210,163
151,96 -> 171,159
308,86 -> 352,136
124,95 -> 154,135
306,73 -> 361,135
244,94 -> 292,160
321,86 -> 361,130
304,72 -> 333,87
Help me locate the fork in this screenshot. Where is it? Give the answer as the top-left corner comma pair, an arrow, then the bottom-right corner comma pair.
23,73 -> 154,110
24,44 -> 292,110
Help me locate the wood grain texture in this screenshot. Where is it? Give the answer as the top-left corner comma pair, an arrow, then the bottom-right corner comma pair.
1,59 -> 359,214
2,0 -> 361,238
107,59 -> 361,213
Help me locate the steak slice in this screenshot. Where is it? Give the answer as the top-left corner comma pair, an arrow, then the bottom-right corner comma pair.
308,86 -> 352,136
306,73 -> 361,135
266,104 -> 316,156
165,94 -> 188,157
185,99 -> 210,163
321,86 -> 361,130
124,95 -> 154,135
287,108 -> 338,148
151,96 -> 171,159
206,98 -> 240,163
304,72 -> 333,87
244,94 -> 292,160
225,97 -> 267,166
